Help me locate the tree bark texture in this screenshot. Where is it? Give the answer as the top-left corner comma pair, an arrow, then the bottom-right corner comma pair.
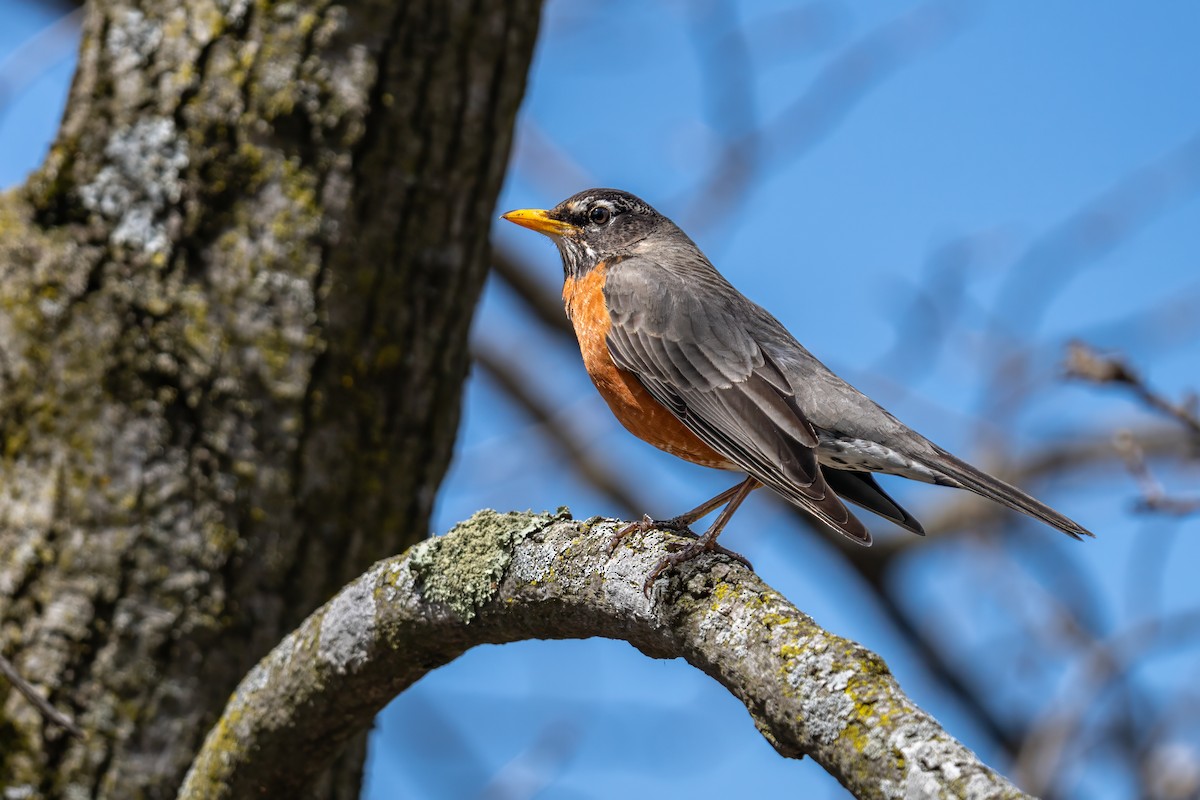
0,0 -> 541,797
182,510 -> 1031,800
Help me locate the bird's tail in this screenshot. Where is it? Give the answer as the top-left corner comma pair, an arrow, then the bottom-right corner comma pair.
922,447 -> 1094,540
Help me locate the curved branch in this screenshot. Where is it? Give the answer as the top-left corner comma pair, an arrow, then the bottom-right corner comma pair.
180,510 -> 1029,800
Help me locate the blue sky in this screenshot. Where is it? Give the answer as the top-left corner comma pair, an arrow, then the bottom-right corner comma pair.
4,2 -> 1199,798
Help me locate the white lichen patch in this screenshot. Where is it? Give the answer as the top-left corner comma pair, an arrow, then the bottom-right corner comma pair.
326,42 -> 373,140
0,535 -> 42,596
106,7 -> 163,100
79,117 -> 188,255
0,459 -> 59,530
505,522 -> 563,587
783,636 -> 855,746
41,590 -> 96,642
318,575 -> 376,675
697,585 -> 752,660
214,0 -> 250,25
879,721 -> 1004,799
371,558 -> 415,605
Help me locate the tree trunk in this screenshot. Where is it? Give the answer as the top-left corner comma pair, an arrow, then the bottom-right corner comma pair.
0,0 -> 541,796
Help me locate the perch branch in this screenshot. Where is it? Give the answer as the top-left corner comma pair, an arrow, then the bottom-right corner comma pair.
181,510 -> 1029,800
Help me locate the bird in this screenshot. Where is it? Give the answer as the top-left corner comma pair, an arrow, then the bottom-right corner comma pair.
501,188 -> 1093,588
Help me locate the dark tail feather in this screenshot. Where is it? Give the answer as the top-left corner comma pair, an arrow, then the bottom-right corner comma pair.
924,448 -> 1094,540
801,491 -> 873,546
823,468 -> 925,536
765,470 -> 873,546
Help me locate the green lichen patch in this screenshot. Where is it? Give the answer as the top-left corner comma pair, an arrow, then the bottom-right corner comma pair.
409,509 -> 569,623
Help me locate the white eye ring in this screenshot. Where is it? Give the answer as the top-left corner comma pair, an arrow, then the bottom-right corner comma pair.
588,206 -> 611,225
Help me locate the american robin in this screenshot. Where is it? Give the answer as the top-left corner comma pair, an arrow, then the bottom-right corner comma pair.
502,188 -> 1093,587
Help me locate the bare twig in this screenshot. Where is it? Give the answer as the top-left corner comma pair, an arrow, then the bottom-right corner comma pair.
0,652 -> 84,738
1112,430 -> 1200,515
1066,340 -> 1200,441
1065,341 -> 1200,514
1015,608 -> 1200,798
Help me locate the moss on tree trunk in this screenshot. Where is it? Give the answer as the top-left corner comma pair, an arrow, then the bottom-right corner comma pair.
0,0 -> 541,796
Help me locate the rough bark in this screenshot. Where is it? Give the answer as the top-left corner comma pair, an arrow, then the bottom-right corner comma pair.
181,510 -> 1030,800
0,0 -> 541,797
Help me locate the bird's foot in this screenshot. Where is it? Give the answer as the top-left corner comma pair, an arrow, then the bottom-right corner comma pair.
642,538 -> 752,597
605,514 -> 695,555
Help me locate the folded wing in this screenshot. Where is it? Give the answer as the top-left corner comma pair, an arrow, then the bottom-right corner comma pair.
603,256 -> 872,544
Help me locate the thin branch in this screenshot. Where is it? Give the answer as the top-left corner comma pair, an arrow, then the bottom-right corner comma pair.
1014,608 -> 1200,797
0,652 -> 83,738
1112,429 -> 1200,516
180,510 -> 1030,800
1065,340 -> 1200,442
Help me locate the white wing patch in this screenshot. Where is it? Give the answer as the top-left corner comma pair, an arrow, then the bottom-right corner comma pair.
816,435 -> 950,485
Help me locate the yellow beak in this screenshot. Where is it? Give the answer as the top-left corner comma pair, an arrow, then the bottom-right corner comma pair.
501,208 -> 577,237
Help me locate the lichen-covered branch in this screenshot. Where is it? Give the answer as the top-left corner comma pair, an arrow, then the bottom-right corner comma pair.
181,510 -> 1030,800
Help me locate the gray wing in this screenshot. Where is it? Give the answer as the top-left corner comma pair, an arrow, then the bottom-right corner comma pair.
603,255 -> 872,544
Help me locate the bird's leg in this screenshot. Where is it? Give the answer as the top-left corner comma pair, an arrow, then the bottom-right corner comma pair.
643,477 -> 760,595
606,480 -> 750,554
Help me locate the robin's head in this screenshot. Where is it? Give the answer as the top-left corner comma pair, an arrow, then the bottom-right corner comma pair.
502,188 -> 673,278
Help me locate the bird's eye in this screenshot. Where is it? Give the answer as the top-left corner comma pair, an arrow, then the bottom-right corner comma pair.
588,206 -> 611,225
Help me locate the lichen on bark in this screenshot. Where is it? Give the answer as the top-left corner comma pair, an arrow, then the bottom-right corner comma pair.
183,510 -> 1032,800
0,0 -> 542,796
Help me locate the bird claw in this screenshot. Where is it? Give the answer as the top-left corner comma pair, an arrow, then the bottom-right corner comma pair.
604,513 -> 751,597
605,516 -> 648,555
605,514 -> 695,556
641,539 -> 752,597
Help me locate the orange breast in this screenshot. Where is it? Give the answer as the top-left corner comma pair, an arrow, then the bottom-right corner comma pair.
563,265 -> 736,470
